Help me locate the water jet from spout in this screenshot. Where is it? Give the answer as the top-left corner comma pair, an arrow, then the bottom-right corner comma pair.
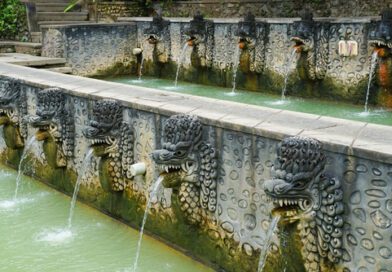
281,49 -> 297,100
364,51 -> 378,112
257,215 -> 281,272
174,43 -> 189,88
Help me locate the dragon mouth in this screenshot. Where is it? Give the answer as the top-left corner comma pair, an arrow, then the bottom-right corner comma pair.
147,35 -> 159,44
156,161 -> 195,187
0,109 -> 10,125
291,37 -> 307,52
238,38 -> 248,49
266,195 -> 312,221
187,36 -> 198,46
369,40 -> 392,57
87,137 -> 116,157
369,39 -> 391,48
35,126 -> 51,141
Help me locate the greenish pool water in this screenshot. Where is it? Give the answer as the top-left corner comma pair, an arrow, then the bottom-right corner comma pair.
0,165 -> 213,272
105,76 -> 392,126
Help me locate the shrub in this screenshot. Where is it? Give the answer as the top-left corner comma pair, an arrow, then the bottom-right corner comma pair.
0,0 -> 28,41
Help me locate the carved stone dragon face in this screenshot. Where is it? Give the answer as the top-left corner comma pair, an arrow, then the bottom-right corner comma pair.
264,137 -> 325,219
144,15 -> 169,45
0,79 -> 26,149
0,79 -> 21,126
152,114 -> 202,188
236,12 -> 256,50
83,99 -> 123,157
152,114 -> 217,224
264,136 -> 344,271
369,9 -> 392,58
184,13 -> 209,46
30,88 -> 65,142
29,88 -> 74,168
291,11 -> 315,53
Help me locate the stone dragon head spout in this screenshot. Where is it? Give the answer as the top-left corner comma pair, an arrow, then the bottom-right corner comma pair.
368,9 -> 392,94
0,79 -> 27,149
234,12 -> 266,74
29,88 -> 74,168
291,10 -> 315,54
264,137 -> 344,272
290,11 -> 328,81
236,12 -> 256,51
369,9 -> 392,57
184,12 -> 214,68
144,14 -> 171,64
152,114 -> 217,224
83,99 -> 134,192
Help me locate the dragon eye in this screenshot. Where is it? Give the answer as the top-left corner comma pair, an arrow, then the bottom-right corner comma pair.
174,150 -> 186,156
49,124 -> 56,130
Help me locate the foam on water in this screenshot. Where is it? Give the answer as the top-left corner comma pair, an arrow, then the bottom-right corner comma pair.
267,99 -> 290,106
163,86 -> 181,91
0,197 -> 35,210
36,228 -> 74,245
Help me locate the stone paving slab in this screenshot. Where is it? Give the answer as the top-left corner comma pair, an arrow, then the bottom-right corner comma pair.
0,63 -> 391,164
0,53 -> 66,67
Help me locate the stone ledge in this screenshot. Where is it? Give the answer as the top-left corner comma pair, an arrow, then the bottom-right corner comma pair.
0,62 -> 392,164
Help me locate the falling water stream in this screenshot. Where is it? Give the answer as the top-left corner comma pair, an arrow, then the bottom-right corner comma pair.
132,175 -> 163,272
364,52 -> 378,113
174,43 -> 189,87
138,55 -> 144,81
257,215 -> 281,272
281,49 -> 297,100
67,148 -> 94,229
229,45 -> 241,95
14,136 -> 37,200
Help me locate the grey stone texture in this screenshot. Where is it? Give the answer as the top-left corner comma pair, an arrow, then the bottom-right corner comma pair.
41,23 -> 138,76
0,64 -> 391,271
159,0 -> 391,18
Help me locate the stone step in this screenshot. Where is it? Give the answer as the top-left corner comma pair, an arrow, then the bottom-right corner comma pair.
36,3 -> 72,12
33,0 -> 71,3
31,32 -> 42,43
0,53 -> 66,67
0,42 -> 41,56
44,66 -> 72,74
38,20 -> 94,26
37,11 -> 88,21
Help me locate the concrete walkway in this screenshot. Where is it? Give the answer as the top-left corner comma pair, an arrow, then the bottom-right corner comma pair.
0,62 -> 391,164
0,53 -> 71,73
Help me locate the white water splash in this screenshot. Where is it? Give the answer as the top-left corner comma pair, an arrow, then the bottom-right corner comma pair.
14,136 -> 37,199
36,227 -> 73,245
132,176 -> 163,272
67,149 -> 94,229
281,49 -> 297,100
257,215 -> 281,272
174,43 -> 189,87
364,52 -> 378,112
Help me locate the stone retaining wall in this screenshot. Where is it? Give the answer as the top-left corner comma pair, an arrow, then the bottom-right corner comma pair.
158,0 -> 392,18
0,63 -> 391,272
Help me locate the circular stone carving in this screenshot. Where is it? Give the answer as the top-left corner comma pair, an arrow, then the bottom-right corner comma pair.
379,246 -> 392,259
355,164 -> 368,173
227,208 -> 238,220
221,221 -> 234,233
347,234 -> 358,246
386,199 -> 392,213
244,214 -> 256,231
360,238 -> 374,251
372,231 -> 383,240
371,179 -> 387,187
350,191 -> 361,204
229,170 -> 239,180
368,200 -> 381,208
365,189 -> 386,198
372,168 -> 382,176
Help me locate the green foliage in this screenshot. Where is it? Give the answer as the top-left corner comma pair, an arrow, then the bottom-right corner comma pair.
0,0 -> 27,41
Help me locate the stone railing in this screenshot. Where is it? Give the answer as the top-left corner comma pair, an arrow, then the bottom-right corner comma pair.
0,62 -> 391,272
